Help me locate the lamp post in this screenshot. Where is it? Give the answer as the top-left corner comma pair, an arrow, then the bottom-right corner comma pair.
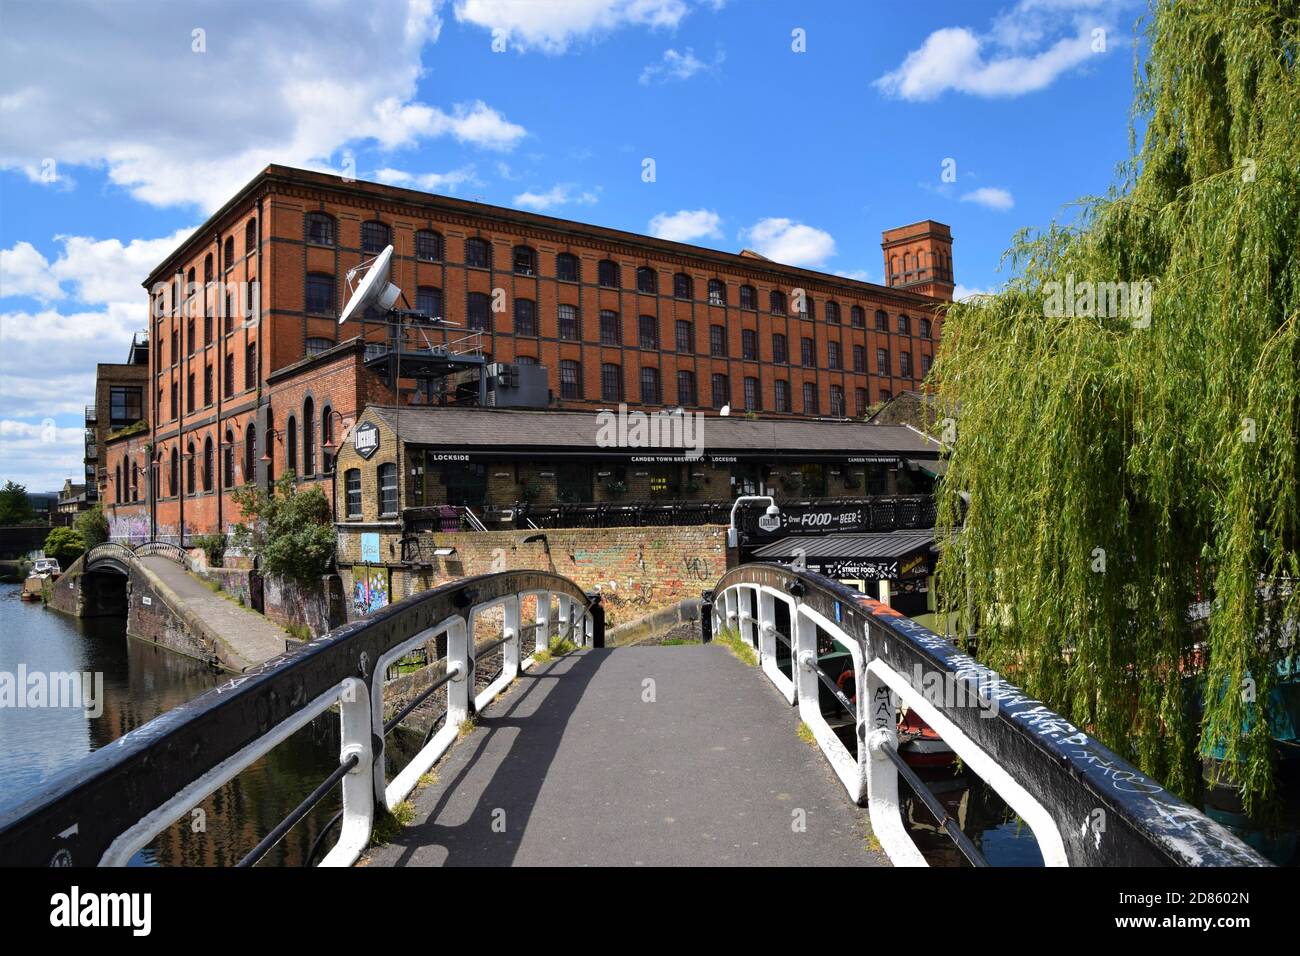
728,494 -> 780,550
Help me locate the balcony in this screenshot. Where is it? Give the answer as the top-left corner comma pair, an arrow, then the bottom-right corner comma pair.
85,405 -> 97,424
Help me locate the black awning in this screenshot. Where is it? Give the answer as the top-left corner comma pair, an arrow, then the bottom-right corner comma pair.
753,530 -> 935,580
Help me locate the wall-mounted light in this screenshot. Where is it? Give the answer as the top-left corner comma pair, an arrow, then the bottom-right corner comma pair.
432,546 -> 456,557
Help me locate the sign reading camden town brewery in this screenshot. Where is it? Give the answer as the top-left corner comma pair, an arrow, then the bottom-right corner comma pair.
353,422 -> 380,460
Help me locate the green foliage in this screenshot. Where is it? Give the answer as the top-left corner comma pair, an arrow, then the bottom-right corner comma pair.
43,526 -> 85,567
74,504 -> 109,549
230,474 -> 335,584
933,0 -> 1300,813
0,480 -> 35,525
191,532 -> 227,569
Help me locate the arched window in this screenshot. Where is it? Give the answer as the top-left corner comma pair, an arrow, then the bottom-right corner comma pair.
223,235 -> 235,267
305,337 -> 333,357
223,430 -> 235,488
826,301 -> 841,324
114,464 -> 122,504
739,285 -> 757,310
286,415 -> 298,476
186,442 -> 196,494
673,272 -> 692,299
131,460 -> 138,501
169,446 -> 179,497
302,398 -> 316,477
708,279 -> 726,306
875,309 -> 889,331
244,424 -> 256,486
186,268 -> 196,297
850,305 -> 865,328
415,229 -> 443,262
636,267 -> 657,294
321,406 -> 334,475
415,287 -> 442,320
769,289 -> 787,314
512,245 -> 536,275
466,292 -> 491,332
264,409 -> 274,486
897,313 -> 911,335
377,463 -> 398,517
598,259 -> 620,288
360,220 -> 390,254
245,219 -> 257,256
464,237 -> 491,269
245,342 -> 257,389
203,253 -> 213,284
203,437 -> 214,492
304,212 -> 335,246
556,252 -> 580,282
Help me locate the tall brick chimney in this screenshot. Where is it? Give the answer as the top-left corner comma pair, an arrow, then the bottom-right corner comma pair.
881,220 -> 954,301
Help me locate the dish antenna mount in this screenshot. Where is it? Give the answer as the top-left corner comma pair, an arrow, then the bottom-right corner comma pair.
339,245 -> 401,325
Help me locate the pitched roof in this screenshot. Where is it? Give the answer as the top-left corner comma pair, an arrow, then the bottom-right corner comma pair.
753,530 -> 936,561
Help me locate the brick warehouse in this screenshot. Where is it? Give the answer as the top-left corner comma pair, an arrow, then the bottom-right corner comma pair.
102,164 -> 953,543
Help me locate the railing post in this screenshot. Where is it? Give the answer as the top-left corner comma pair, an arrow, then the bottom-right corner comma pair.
793,605 -> 820,719
586,592 -> 605,648
502,594 -> 521,683
533,591 -> 552,658
700,589 -> 714,644
446,615 -> 472,724
738,586 -> 756,649
556,595 -> 570,646
322,676 -> 375,866
756,588 -> 775,666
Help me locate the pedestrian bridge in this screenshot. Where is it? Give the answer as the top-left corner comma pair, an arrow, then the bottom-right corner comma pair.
0,565 -> 1269,867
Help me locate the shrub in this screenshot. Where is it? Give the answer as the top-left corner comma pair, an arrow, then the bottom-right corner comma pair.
230,474 -> 335,584
192,532 -> 227,569
43,526 -> 85,567
74,503 -> 110,548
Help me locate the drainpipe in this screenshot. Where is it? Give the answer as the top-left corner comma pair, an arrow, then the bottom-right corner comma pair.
176,268 -> 186,548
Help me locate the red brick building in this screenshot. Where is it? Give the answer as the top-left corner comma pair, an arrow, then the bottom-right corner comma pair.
103,165 -> 952,543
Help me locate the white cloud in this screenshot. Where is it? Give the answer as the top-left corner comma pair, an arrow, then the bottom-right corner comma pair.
835,269 -> 871,283
875,0 -> 1118,101
1,230 -> 196,307
455,0 -> 689,53
739,218 -> 836,268
648,209 -> 722,242
960,187 -> 1015,211
0,242 -> 63,301
374,165 -> 481,192
954,283 -> 998,301
639,46 -> 724,85
0,420 -> 87,493
0,1 -> 526,212
512,183 -> 599,211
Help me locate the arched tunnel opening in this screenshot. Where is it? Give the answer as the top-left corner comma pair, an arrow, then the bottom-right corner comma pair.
80,568 -> 130,618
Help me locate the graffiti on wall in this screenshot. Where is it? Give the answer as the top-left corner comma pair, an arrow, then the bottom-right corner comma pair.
108,512 -> 150,546
352,565 -> 389,616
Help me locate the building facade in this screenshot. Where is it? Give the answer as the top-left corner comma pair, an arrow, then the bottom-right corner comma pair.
105,164 -> 953,543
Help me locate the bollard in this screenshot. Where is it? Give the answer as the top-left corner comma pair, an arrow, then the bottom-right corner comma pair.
700,589 -> 715,643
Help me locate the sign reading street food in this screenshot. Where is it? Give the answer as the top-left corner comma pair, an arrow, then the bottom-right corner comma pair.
353,422 -> 380,459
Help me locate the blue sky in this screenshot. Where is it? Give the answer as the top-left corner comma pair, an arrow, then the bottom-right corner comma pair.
0,0 -> 1145,491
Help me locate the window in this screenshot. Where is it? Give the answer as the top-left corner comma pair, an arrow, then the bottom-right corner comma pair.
830,385 -> 845,417
131,462 -> 139,502
513,245 -> 536,276
204,254 -> 213,284
875,309 -> 889,332
345,469 -> 362,518
677,370 -> 697,406
802,297 -> 816,320
187,372 -> 195,412
921,353 -> 932,376
638,315 -> 658,350
708,279 -> 726,306
286,416 -> 298,475
636,267 -> 657,294
465,237 -> 491,269
675,320 -> 694,353
709,324 -> 727,357
826,301 -> 841,324
223,236 -> 235,267
898,313 -> 911,335
466,292 -> 491,331
770,289 -> 787,314
245,219 -> 257,256
803,382 -> 819,415
772,333 -> 788,364
361,221 -> 390,254
880,387 -> 892,403
415,229 -> 443,262
305,213 -> 335,246
856,388 -> 869,417
877,347 -> 890,374
556,253 -> 580,282
851,305 -> 865,328
598,259 -> 620,288
306,273 -> 335,315
744,376 -> 760,411
114,464 -> 122,504
513,298 -> 537,336
919,317 -> 932,338
900,351 -> 913,376
559,360 -> 582,399
186,442 -> 196,494
853,345 -> 865,372
169,447 -> 179,497
303,398 -> 316,477
224,353 -> 235,397
801,337 -> 816,367
516,355 -> 538,365
203,437 -> 214,492
558,304 -> 580,340
223,430 -> 235,488
827,341 -> 841,370
742,329 -> 758,360
186,268 -> 196,297
378,463 -> 397,515
739,285 -> 757,310
599,310 -> 620,346
109,386 -> 143,428
245,342 -> 257,390
416,286 -> 443,320
711,373 -> 729,409
673,272 -> 692,299
321,407 -> 333,475
245,280 -> 257,326
170,380 -> 178,420
601,363 -> 622,402
245,425 -> 256,486
203,363 -> 213,406
774,379 -> 790,412
640,367 -> 661,404
265,410 -> 274,485
208,303 -> 217,343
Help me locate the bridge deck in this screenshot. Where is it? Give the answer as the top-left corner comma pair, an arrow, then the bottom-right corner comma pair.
366,644 -> 886,867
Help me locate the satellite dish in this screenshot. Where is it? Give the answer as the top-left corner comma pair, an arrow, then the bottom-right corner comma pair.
339,245 -> 401,325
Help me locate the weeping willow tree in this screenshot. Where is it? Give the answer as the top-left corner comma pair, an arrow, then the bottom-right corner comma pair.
933,0 -> 1300,814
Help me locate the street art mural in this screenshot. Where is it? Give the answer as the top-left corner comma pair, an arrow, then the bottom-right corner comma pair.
352,565 -> 389,616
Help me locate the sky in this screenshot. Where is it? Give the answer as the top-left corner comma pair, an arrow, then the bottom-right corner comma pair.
0,0 -> 1146,492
